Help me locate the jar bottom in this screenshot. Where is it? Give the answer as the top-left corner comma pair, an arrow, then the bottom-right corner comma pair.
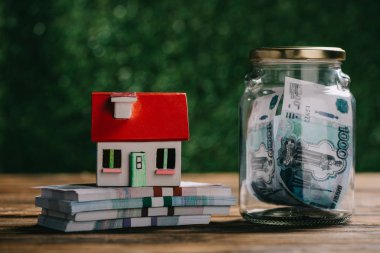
242,207 -> 351,226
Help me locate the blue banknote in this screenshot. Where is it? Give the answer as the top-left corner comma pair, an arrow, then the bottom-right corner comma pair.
274,117 -> 353,209
246,88 -> 301,205
273,77 -> 354,209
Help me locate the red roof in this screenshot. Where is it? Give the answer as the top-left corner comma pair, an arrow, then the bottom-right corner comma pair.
91,92 -> 190,142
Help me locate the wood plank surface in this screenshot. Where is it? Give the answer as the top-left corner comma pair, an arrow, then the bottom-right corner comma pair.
0,173 -> 379,253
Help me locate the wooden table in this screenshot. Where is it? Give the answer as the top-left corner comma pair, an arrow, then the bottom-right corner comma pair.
0,173 -> 379,253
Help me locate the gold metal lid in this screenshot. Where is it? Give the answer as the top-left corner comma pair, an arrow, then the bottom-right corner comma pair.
250,47 -> 346,61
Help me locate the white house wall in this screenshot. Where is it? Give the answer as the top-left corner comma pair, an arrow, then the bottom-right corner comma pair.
97,141 -> 181,187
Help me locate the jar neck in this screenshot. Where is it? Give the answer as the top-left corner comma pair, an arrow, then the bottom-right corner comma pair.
251,60 -> 343,86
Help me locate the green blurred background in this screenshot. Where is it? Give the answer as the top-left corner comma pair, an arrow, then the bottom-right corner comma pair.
0,0 -> 379,173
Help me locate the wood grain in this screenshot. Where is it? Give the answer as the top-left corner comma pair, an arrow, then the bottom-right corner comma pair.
0,173 -> 379,253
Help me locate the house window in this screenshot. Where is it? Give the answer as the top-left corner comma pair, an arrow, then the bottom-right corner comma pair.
102,149 -> 122,173
156,148 -> 176,172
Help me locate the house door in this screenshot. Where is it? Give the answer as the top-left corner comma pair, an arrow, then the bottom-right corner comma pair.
130,152 -> 147,187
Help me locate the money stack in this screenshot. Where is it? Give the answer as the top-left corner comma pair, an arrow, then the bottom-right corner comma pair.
246,77 -> 354,210
35,182 -> 235,232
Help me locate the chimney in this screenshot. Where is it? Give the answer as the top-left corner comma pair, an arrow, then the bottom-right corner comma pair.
111,94 -> 137,119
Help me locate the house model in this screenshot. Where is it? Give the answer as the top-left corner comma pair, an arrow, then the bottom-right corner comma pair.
91,92 -> 189,187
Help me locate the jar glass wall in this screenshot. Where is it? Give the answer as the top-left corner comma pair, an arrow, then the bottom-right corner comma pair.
239,47 -> 355,226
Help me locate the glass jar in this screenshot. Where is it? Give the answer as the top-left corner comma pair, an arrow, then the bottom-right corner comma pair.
239,47 -> 355,226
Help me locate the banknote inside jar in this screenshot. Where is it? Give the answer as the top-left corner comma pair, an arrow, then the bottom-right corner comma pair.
246,76 -> 353,210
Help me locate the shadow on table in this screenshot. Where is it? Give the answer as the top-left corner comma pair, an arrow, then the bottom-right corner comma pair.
6,218 -> 348,235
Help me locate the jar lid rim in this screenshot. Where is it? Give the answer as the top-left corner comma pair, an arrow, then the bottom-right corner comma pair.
250,47 -> 346,61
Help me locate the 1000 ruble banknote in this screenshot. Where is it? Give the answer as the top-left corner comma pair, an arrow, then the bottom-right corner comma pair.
274,77 -> 354,209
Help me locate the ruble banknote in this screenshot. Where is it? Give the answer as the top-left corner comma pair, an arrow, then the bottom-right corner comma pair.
246,88 -> 301,205
274,77 -> 354,209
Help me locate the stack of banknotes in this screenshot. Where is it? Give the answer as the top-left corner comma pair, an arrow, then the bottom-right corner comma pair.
246,77 -> 353,210
35,181 -> 236,232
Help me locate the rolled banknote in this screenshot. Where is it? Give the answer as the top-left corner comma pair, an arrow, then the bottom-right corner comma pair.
246,87 -> 301,205
274,77 -> 354,209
